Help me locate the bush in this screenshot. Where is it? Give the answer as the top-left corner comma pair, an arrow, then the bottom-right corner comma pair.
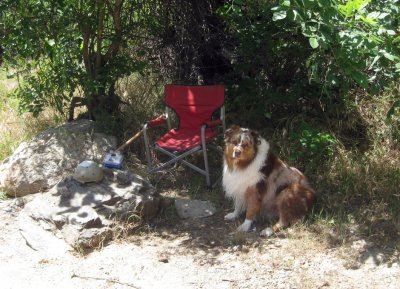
289,122 -> 336,162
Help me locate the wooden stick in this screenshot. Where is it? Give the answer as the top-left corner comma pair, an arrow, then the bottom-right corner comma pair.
117,129 -> 143,151
71,273 -> 140,289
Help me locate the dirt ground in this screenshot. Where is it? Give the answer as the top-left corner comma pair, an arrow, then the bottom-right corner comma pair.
0,188 -> 399,289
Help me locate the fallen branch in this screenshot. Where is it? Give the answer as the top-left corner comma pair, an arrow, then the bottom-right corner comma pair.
71,273 -> 140,289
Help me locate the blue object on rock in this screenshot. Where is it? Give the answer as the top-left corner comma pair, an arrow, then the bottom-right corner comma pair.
103,151 -> 123,169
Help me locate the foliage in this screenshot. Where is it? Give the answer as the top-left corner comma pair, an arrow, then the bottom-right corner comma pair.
289,122 -> 336,161
218,0 -> 316,126
217,0 -> 400,128
0,191 -> 7,201
0,0 -> 148,119
2,0 -> 399,123
1,0 -> 231,120
271,0 -> 400,92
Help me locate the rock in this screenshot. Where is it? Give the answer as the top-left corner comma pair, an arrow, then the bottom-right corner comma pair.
19,168 -> 161,250
0,120 -> 117,197
76,227 -> 113,249
18,211 -> 72,256
60,224 -> 81,247
351,239 -> 368,252
360,248 -> 386,267
175,199 -> 216,219
73,160 -> 104,184
66,205 -> 102,228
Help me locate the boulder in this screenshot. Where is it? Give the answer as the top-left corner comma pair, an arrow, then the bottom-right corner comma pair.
19,168 -> 161,250
0,120 -> 117,197
1,120 -> 165,251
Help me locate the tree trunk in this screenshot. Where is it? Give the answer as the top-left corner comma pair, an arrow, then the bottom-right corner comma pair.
68,82 -> 121,122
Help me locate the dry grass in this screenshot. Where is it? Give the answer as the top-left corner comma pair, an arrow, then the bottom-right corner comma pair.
0,100 -> 61,161
0,69 -> 63,161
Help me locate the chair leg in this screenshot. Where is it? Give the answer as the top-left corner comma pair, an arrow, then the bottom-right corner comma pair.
143,124 -> 153,170
201,126 -> 211,187
152,146 -> 202,172
202,146 -> 211,187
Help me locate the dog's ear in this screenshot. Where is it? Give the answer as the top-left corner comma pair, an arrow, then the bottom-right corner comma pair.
251,130 -> 261,145
224,125 -> 239,142
228,124 -> 240,131
224,128 -> 233,143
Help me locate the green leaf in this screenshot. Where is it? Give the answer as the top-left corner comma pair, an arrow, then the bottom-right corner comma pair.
393,36 -> 400,44
378,12 -> 389,19
360,15 -> 377,25
291,9 -> 299,20
351,70 -> 368,88
273,10 -> 287,21
367,11 -> 380,19
386,100 -> 400,120
368,55 -> 380,69
264,112 -> 272,119
326,70 -> 338,86
386,30 -> 396,36
46,39 -> 55,46
380,50 -> 397,61
309,37 -> 319,48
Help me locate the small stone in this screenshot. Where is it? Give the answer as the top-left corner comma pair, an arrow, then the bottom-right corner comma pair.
13,198 -> 25,207
158,254 -> 169,263
174,199 -> 216,219
351,239 -> 367,252
73,160 -> 104,184
77,227 -> 113,249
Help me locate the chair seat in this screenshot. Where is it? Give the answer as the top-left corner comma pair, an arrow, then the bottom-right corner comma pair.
155,128 -> 218,150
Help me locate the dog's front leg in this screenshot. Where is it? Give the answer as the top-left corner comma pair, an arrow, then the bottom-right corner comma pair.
224,206 -> 242,221
237,187 -> 261,232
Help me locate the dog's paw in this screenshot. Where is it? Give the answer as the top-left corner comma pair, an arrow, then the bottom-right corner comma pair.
260,227 -> 274,237
224,212 -> 238,221
237,219 -> 252,232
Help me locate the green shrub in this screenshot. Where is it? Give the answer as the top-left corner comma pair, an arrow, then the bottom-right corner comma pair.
289,122 -> 336,162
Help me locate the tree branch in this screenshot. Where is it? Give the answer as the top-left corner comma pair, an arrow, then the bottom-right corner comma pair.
71,273 -> 140,289
95,0 -> 106,79
103,0 -> 124,64
82,26 -> 92,77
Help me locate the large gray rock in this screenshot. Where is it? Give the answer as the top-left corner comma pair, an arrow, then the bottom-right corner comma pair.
0,120 -> 117,197
19,168 -> 161,250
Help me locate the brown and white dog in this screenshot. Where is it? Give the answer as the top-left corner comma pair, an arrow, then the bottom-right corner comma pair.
222,125 -> 316,236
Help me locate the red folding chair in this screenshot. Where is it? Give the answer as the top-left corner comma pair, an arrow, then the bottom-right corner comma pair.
143,84 -> 225,186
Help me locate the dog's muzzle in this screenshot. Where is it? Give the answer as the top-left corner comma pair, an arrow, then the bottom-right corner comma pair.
233,147 -> 242,158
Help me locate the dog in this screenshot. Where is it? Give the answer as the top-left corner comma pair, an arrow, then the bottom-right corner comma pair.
222,125 -> 316,237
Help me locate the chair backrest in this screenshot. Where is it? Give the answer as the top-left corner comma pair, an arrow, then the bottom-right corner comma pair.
165,84 -> 225,131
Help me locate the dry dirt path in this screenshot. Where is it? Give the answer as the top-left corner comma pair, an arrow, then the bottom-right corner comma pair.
0,198 -> 399,289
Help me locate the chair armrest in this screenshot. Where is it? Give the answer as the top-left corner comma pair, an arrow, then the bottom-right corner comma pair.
146,115 -> 167,128
205,119 -> 222,128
